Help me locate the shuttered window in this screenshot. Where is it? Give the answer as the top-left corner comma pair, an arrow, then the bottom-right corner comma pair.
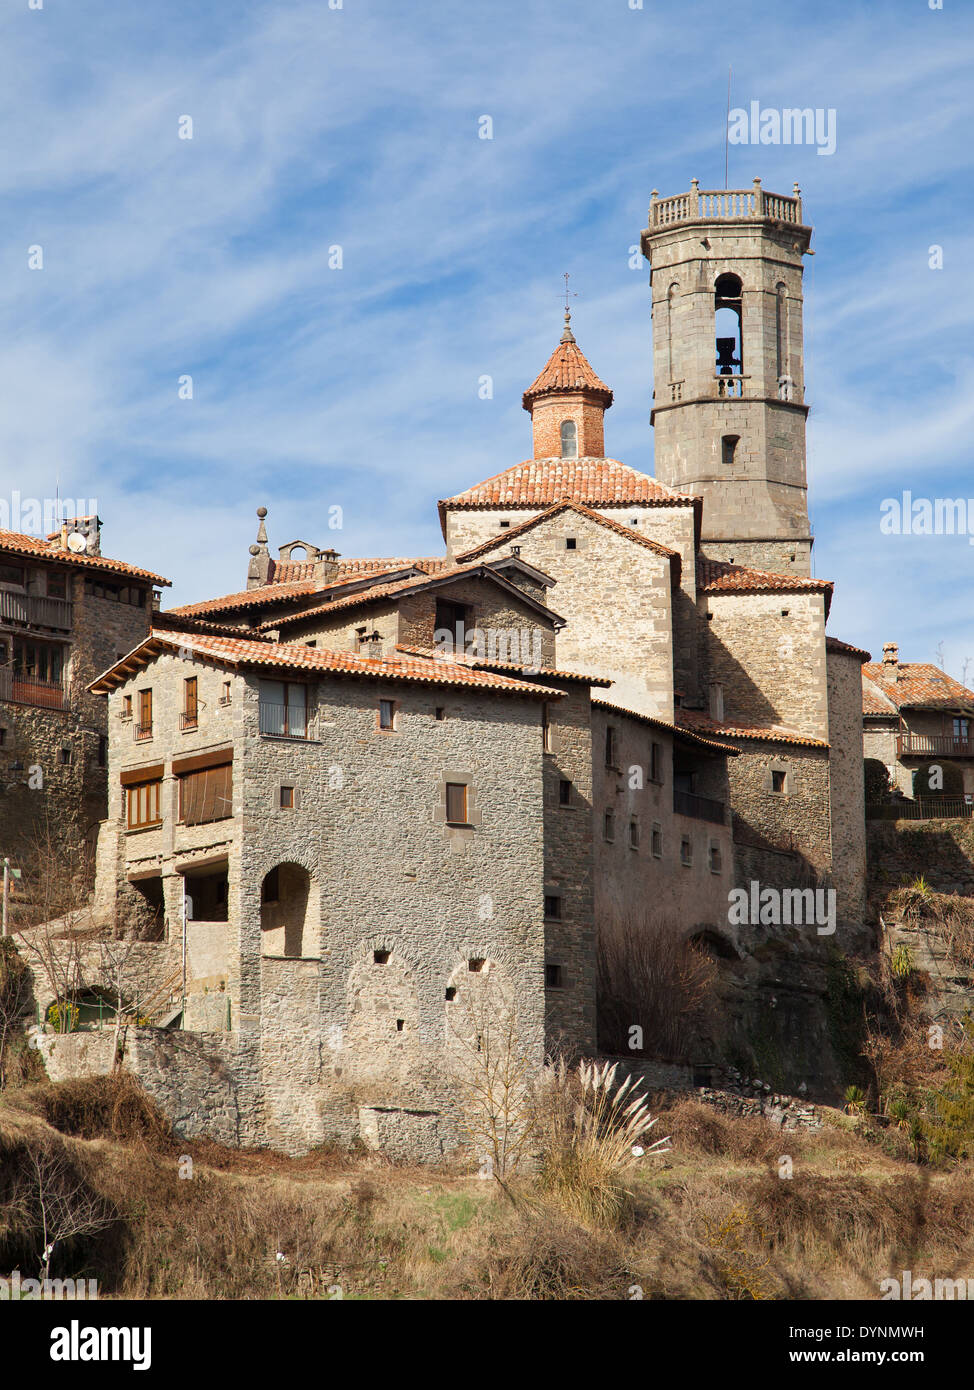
178,763 -> 232,825
445,782 -> 467,825
127,780 -> 162,830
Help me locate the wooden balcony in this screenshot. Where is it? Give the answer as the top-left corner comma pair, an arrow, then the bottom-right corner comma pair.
0,589 -> 73,630
896,731 -> 974,759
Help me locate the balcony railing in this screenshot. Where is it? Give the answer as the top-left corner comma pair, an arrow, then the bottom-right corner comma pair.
897,732 -> 974,758
180,712 -> 198,730
0,667 -> 66,709
259,701 -> 309,739
29,594 -> 73,629
715,374 -> 745,399
648,180 -> 803,230
674,789 -> 726,825
134,722 -> 153,742
0,590 -> 73,629
867,797 -> 974,822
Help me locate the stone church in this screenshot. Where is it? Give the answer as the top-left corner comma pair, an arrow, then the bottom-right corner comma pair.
29,181 -> 870,1158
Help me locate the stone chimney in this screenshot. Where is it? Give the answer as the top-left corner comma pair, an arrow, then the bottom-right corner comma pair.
247,507 -> 271,590
882,642 -> 899,677
314,547 -> 341,585
49,514 -> 101,555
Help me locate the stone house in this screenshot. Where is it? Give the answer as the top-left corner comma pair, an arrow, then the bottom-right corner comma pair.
0,516 -> 169,874
26,180 -> 873,1154
862,642 -> 974,800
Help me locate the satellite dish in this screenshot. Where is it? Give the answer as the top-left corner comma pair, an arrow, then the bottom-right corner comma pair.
66,531 -> 87,553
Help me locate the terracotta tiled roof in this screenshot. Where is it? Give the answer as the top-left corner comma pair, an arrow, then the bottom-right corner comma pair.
440,457 -> 692,518
264,561 -> 563,631
395,644 -> 613,687
522,327 -> 613,408
166,580 -> 321,619
676,706 -> 829,749
90,631 -> 566,700
861,679 -> 898,717
332,557 -> 448,577
0,528 -> 170,587
454,499 -> 681,574
592,697 -> 740,756
826,636 -> 871,662
697,557 -> 833,615
166,565 -> 418,620
861,663 -> 974,714
272,561 -> 317,582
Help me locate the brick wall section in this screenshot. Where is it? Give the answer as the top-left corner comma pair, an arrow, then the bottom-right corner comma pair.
826,647 -> 867,923
529,398 -> 605,458
699,590 -> 829,739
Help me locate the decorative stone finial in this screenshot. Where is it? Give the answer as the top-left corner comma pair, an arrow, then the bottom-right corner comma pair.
561,308 -> 575,344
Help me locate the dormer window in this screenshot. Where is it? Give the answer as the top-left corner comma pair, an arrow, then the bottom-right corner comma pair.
560,420 -> 578,458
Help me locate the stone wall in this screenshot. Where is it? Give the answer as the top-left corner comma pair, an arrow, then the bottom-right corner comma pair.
700,590 -> 829,740
826,646 -> 868,925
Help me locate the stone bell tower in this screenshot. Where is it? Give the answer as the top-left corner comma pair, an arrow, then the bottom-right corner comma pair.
641,178 -> 814,575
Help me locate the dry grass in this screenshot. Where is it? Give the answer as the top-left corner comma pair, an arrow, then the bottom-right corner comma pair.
1,1078 -> 972,1300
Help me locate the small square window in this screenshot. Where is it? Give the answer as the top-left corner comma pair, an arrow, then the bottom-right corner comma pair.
396,1019 -> 404,1032
60,746 -> 71,765
544,894 -> 562,920
559,778 -> 572,806
373,949 -> 390,965
468,958 -> 485,973
780,609 -> 790,617
446,782 -> 468,824
651,823 -> 662,858
379,699 -> 396,731
709,842 -> 722,873
545,963 -> 563,989
499,519 -> 511,529
121,695 -> 133,720
435,707 -> 445,721
565,537 -> 577,551
628,818 -> 640,849
603,809 -> 615,842
280,785 -> 295,809
771,769 -> 786,793
220,681 -> 232,705
445,986 -> 457,1001
680,836 -> 693,866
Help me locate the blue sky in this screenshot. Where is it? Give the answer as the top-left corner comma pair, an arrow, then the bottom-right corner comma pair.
1,0 -> 972,676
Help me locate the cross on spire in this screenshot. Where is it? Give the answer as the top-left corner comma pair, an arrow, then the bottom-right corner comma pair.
561,272 -> 577,342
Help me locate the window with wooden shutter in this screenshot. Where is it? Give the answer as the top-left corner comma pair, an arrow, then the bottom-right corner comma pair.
179,763 -> 232,825
137,688 -> 153,741
445,782 -> 467,825
127,780 -> 162,830
182,677 -> 198,729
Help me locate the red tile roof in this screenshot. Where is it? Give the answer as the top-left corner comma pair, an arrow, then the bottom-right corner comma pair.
697,557 -> 833,614
522,327 -> 613,409
676,706 -> 829,749
862,681 -> 898,717
264,561 -> 563,631
396,643 -> 614,687
0,528 -> 170,587
332,557 -> 448,577
592,697 -> 740,755
166,565 -> 416,620
826,636 -> 871,662
454,499 -> 681,574
861,663 -> 974,714
90,631 -> 566,700
439,457 -> 693,520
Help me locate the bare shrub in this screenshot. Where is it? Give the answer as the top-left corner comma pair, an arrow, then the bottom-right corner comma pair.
597,911 -> 718,1057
